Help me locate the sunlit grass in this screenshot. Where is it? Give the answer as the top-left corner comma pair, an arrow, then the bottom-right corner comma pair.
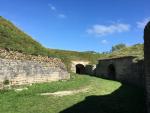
0,74 -> 145,113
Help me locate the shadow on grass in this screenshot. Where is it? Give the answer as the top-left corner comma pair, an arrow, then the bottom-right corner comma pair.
60,84 -> 146,113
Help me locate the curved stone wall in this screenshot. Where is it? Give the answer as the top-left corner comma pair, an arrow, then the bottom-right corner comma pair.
0,49 -> 70,87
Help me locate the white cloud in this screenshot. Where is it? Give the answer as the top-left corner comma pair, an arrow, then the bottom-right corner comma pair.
87,23 -> 130,36
137,17 -> 150,29
58,14 -> 66,19
48,4 -> 67,19
101,40 -> 108,44
48,4 -> 56,11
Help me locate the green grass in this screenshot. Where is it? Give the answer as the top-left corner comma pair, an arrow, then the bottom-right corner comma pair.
0,16 -> 50,56
0,74 -> 145,113
108,44 -> 144,60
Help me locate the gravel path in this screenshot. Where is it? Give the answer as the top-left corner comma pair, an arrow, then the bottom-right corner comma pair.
40,87 -> 89,96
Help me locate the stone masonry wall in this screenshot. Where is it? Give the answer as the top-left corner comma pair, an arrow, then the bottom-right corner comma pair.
95,57 -> 144,87
144,21 -> 150,113
0,49 -> 70,88
71,60 -> 89,73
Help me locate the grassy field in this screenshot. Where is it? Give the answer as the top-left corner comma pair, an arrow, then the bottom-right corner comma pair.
0,74 -> 146,113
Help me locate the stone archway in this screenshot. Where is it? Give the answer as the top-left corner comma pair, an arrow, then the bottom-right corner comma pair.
71,60 -> 89,73
76,64 -> 85,74
108,64 -> 116,80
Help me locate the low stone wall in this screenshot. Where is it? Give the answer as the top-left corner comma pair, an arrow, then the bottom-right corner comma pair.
95,56 -> 144,87
0,49 -> 70,88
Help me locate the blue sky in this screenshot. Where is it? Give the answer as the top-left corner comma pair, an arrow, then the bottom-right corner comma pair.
0,0 -> 149,52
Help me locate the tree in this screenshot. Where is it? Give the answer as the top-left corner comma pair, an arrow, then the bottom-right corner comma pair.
112,43 -> 126,52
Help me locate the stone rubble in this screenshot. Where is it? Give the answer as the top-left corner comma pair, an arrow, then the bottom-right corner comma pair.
0,48 -> 66,69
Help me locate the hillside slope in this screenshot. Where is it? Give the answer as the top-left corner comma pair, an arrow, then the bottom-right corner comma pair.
107,44 -> 144,60
0,16 -> 105,70
48,48 -> 104,63
0,16 -> 144,69
0,16 -> 49,56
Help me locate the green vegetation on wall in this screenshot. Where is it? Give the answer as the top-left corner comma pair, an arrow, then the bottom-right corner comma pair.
111,43 -> 127,52
108,44 -> 144,60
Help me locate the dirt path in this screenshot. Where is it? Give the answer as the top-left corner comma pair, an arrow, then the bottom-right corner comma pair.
40,87 -> 89,97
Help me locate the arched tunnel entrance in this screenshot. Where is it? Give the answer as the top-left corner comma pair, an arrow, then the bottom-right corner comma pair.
108,64 -> 116,80
76,64 -> 85,74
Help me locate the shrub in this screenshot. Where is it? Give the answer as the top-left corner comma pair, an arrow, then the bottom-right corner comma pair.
3,80 -> 9,85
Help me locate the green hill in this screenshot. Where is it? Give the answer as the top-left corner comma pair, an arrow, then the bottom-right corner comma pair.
107,44 -> 144,60
0,16 -> 144,70
0,16 -> 49,56
0,16 -> 104,69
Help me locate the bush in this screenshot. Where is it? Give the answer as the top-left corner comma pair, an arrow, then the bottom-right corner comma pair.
3,80 -> 9,85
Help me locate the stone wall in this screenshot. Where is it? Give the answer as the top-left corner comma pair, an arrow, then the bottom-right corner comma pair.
71,60 -> 90,73
95,56 -> 144,87
85,65 -> 96,75
144,21 -> 150,113
0,49 -> 70,88
70,60 -> 95,75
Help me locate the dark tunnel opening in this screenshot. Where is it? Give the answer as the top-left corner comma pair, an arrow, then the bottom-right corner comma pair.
108,64 -> 116,80
76,64 -> 85,74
